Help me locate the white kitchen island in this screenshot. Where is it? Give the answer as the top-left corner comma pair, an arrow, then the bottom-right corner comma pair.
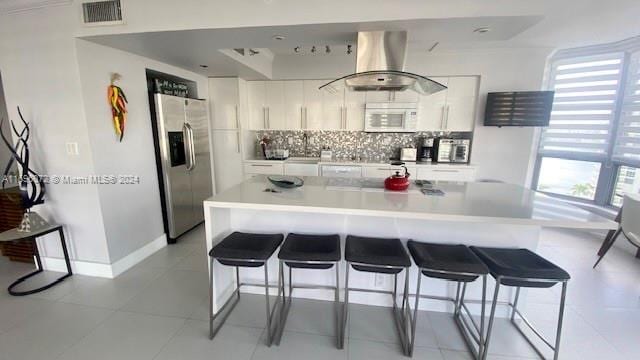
204,176 -> 616,316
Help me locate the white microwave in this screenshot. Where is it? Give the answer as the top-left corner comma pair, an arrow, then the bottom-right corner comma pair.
364,102 -> 418,132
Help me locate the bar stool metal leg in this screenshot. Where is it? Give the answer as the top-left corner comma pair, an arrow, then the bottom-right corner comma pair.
341,261 -> 350,349
335,262 -> 342,349
409,270 -> 422,357
553,282 -> 568,360
482,279 -> 501,360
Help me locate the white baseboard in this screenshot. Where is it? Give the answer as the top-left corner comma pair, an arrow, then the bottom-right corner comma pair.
41,234 -> 167,278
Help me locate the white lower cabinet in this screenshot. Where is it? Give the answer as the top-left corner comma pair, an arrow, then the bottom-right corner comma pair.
362,165 -> 417,179
416,167 -> 477,182
243,162 -> 284,176
212,130 -> 243,193
320,165 -> 362,178
284,163 -> 319,177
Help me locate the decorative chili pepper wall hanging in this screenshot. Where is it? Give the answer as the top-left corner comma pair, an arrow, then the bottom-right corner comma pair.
107,73 -> 128,142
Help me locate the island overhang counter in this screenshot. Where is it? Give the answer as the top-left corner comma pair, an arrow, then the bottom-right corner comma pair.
204,176 -> 616,316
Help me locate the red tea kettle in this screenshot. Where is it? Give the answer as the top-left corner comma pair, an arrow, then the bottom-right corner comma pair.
384,164 -> 410,191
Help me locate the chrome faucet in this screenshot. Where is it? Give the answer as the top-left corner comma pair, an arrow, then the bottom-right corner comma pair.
302,132 -> 309,157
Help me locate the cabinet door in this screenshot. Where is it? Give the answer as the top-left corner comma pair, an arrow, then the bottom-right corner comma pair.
247,81 -> 266,130
284,81 -> 304,130
443,77 -> 478,132
322,87 -> 344,130
209,78 -> 239,130
265,81 -> 285,129
284,163 -> 319,176
391,90 -> 419,103
344,91 -> 366,131
417,77 -> 448,131
212,130 -> 243,193
303,80 -> 325,129
365,91 -> 392,102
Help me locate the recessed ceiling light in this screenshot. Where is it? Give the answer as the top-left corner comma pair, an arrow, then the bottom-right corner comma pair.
272,35 -> 286,41
199,64 -> 209,68
474,27 -> 491,34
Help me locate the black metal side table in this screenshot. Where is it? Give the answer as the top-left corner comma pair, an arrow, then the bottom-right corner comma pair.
0,224 -> 72,296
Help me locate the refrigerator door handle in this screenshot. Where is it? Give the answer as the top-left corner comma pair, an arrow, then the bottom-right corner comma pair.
182,123 -> 193,170
185,123 -> 196,171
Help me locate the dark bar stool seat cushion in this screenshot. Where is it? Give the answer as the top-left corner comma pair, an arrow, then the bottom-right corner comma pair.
470,246 -> 570,288
278,233 -> 341,269
407,241 -> 489,282
209,232 -> 284,267
345,235 -> 411,274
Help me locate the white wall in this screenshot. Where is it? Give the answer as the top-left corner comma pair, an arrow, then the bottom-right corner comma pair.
0,5 -> 110,264
0,73 -> 13,169
273,47 -> 553,186
75,39 -> 210,263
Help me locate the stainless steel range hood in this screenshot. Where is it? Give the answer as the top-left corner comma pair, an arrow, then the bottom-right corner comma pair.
320,31 -> 447,95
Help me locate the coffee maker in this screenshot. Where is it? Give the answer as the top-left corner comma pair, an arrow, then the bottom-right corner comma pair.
419,137 -> 434,162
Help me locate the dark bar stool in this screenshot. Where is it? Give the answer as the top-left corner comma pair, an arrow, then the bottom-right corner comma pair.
407,241 -> 489,359
274,233 -> 341,347
343,235 -> 412,354
470,247 -> 570,360
208,232 -> 284,346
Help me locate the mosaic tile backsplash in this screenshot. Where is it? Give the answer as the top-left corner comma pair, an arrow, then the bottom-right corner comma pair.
251,130 -> 472,161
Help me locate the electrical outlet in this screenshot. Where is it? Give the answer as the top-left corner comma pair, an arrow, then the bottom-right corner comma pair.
287,137 -> 293,145
65,142 -> 79,156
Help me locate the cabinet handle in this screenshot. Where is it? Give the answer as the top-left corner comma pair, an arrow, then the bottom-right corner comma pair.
433,169 -> 459,173
267,107 -> 270,129
236,131 -> 241,153
445,105 -> 450,129
300,107 -> 304,129
304,107 -> 308,128
235,105 -> 239,129
440,106 -> 446,129
263,107 -> 267,129
342,107 -> 347,129
251,164 -> 273,167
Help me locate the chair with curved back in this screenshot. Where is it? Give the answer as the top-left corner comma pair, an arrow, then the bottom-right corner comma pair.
593,193 -> 640,268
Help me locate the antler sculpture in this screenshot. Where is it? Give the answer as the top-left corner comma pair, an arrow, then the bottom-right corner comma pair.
0,106 -> 45,210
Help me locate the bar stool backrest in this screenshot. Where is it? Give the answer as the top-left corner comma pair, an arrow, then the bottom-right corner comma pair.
622,194 -> 640,246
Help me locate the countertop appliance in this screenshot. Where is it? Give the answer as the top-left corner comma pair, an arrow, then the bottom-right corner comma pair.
384,164 -> 411,191
434,138 -> 470,163
419,137 -> 434,162
364,102 -> 418,133
154,94 -> 213,241
319,31 -> 447,96
400,148 -> 417,162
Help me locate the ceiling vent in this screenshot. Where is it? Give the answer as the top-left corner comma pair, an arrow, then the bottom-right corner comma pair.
82,0 -> 123,25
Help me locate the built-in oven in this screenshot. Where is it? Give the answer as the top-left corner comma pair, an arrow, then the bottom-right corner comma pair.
364,102 -> 418,132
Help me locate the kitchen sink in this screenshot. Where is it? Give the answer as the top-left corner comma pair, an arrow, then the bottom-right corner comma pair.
286,157 -> 320,164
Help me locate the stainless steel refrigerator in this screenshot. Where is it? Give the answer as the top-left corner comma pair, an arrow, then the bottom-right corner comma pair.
154,94 -> 213,241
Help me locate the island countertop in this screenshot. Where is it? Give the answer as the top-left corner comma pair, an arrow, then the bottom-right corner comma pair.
204,176 -> 617,230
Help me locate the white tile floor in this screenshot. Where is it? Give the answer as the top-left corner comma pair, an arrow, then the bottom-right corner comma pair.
1,225 -> 639,360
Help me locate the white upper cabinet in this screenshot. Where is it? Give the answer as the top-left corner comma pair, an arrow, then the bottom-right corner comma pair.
284,81 -> 304,130
418,77 -> 449,131
344,90 -> 366,131
322,87 -> 344,130
265,81 -> 286,129
247,81 -> 266,130
365,91 -> 392,103
391,90 -> 420,103
302,80 -> 325,130
417,76 -> 478,132
442,77 -> 478,131
209,78 -> 241,130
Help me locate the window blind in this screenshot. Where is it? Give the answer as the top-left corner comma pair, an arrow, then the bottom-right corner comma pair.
539,53 -> 625,160
613,51 -> 640,166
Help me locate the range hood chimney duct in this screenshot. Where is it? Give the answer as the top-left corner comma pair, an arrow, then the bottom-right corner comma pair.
320,31 -> 446,95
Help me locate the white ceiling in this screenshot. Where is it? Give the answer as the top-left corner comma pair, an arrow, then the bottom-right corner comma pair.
83,16 -> 544,77
0,0 -> 69,13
